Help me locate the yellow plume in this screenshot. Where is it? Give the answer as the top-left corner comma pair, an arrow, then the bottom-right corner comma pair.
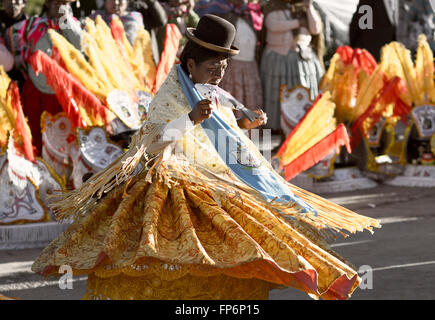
319,53 -> 342,93
48,16 -> 158,127
280,92 -> 337,166
351,65 -> 385,122
379,42 -> 418,106
48,29 -> 109,101
415,34 -> 435,105
0,67 -> 14,147
107,17 -> 155,92
132,28 -> 156,91
94,16 -> 143,92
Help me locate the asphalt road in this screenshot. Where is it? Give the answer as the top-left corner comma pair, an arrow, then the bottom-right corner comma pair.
0,184 -> 434,300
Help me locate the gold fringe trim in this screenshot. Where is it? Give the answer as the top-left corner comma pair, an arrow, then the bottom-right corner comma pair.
50,122 -> 164,221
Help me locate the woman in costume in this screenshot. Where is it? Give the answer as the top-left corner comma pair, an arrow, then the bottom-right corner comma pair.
32,14 -> 379,300
4,0 -> 82,155
260,0 -> 324,132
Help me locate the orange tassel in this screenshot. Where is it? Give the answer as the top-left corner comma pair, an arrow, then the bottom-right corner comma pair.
29,50 -> 109,129
277,94 -> 323,157
8,81 -> 35,162
283,124 -> 351,181
350,76 -> 411,148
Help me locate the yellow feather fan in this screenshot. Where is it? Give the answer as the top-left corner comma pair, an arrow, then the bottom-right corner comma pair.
108,17 -> 156,92
319,53 -> 342,93
48,29 -> 109,101
48,16 -> 158,127
415,34 -> 435,105
350,65 -> 385,123
379,41 -> 418,106
132,28 -> 157,91
332,63 -> 358,124
0,67 -> 14,147
279,92 -> 337,166
56,19 -> 155,91
91,16 -> 143,93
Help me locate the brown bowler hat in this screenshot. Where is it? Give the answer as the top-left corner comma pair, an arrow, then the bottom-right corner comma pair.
186,14 -> 239,56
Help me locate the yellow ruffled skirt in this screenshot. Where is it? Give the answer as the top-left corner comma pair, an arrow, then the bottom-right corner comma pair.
32,159 -> 379,300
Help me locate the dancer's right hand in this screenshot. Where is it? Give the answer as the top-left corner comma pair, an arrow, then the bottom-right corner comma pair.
189,99 -> 213,125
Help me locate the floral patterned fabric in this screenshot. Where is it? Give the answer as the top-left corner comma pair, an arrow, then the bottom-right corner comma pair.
33,163 -> 362,300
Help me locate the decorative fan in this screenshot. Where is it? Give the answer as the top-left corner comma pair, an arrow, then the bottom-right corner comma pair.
410,105 -> 435,139
107,90 -> 142,130
78,127 -> 124,173
280,85 -> 313,137
275,92 -> 351,181
41,112 -> 74,182
0,141 -> 48,225
195,83 -> 261,122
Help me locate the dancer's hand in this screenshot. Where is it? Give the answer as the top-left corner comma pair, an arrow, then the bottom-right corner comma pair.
189,99 -> 213,124
238,109 -> 267,130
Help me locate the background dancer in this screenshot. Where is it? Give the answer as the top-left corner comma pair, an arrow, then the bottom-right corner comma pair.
260,0 -> 324,136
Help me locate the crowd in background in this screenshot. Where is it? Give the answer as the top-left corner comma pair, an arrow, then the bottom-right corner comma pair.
0,0 -> 434,142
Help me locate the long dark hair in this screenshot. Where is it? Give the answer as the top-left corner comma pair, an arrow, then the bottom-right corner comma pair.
179,40 -> 230,74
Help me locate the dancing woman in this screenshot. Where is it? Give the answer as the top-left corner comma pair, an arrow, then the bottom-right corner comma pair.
32,14 -> 379,300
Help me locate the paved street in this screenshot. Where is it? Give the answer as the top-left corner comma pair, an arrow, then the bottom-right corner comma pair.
0,184 -> 434,300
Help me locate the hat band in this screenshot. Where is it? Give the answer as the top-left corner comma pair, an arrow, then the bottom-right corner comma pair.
186,28 -> 239,56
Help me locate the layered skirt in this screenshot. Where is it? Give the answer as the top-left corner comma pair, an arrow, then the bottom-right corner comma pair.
260,49 -> 324,130
32,157 -> 379,300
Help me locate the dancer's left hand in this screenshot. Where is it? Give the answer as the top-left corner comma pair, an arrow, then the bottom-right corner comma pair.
238,109 -> 267,130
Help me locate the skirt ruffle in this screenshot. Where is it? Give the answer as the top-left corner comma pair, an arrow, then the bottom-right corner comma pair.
32,158 -> 376,300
